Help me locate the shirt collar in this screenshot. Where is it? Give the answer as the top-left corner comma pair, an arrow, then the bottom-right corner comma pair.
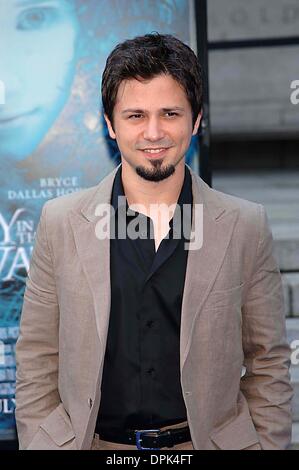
111,164 -> 192,216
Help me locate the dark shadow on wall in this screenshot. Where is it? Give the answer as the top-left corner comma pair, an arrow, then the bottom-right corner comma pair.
211,139 -> 299,170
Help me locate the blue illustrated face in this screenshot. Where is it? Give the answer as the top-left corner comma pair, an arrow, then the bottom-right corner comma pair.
0,0 -> 79,161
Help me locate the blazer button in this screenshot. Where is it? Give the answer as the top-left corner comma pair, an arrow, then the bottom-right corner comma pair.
88,398 -> 93,408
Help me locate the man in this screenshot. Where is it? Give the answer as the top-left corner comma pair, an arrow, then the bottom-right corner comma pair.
15,34 -> 293,450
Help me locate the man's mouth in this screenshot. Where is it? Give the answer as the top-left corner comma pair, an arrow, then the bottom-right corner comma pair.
141,148 -> 169,155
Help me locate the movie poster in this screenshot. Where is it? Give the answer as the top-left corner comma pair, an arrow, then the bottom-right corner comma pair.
0,0 -> 197,440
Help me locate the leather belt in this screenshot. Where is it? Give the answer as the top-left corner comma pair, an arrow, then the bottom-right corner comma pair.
98,425 -> 191,450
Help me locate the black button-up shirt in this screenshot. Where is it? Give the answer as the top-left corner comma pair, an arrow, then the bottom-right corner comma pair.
96,164 -> 193,433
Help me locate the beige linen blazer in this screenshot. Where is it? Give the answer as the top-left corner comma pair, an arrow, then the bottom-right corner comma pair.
15,165 -> 293,450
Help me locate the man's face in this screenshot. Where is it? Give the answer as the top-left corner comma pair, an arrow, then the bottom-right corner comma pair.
105,74 -> 201,182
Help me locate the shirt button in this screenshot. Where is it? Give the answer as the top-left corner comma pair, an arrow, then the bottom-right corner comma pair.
88,398 -> 93,408
146,320 -> 154,328
147,367 -> 155,375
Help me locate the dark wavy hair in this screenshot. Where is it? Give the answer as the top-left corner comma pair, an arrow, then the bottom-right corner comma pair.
101,33 -> 203,128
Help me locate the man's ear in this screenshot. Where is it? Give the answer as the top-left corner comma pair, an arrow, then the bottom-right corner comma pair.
192,111 -> 202,136
104,114 -> 116,139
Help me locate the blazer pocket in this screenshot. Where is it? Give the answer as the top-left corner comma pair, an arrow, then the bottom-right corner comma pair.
210,413 -> 261,450
204,282 -> 245,310
28,403 -> 76,449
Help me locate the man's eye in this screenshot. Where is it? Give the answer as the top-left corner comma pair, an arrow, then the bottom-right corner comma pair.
128,114 -> 143,119
17,7 -> 58,31
166,112 -> 178,117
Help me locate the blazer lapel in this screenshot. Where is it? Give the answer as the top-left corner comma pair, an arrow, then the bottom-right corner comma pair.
68,167 -> 119,352
180,170 -> 239,369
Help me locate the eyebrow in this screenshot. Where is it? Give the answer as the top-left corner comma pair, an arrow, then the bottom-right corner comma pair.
121,107 -> 185,115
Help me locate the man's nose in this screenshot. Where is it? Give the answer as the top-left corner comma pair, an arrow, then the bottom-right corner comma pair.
143,116 -> 165,141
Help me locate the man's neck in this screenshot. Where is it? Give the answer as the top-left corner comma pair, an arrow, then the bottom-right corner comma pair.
120,160 -> 185,213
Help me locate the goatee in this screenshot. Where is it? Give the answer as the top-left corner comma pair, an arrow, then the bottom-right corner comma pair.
136,160 -> 175,182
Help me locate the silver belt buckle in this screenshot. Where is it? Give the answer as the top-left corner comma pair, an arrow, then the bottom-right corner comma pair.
135,429 -> 161,450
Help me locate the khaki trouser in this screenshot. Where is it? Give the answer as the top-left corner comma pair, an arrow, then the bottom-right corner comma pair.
91,420 -> 194,451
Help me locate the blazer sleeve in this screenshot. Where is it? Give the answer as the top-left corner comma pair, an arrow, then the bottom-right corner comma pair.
15,202 -> 60,449
240,204 -> 293,450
